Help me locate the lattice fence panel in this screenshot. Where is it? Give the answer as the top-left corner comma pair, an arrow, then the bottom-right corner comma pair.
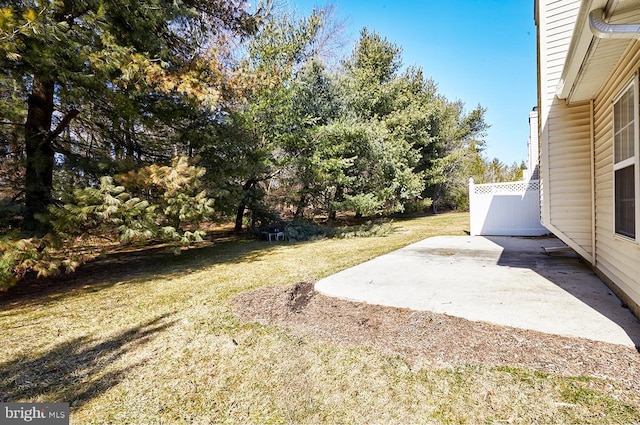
473,181 -> 540,195
469,179 -> 547,236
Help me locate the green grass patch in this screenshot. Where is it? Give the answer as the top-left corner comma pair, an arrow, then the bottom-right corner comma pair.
1,212 -> 638,424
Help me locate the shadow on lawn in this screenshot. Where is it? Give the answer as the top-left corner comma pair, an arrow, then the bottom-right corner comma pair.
0,238 -> 287,309
0,313 -> 176,406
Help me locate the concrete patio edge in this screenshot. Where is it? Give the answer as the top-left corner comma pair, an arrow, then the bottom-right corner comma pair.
315,236 -> 640,347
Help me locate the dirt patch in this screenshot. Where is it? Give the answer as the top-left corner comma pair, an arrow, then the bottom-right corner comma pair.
234,282 -> 640,392
287,281 -> 315,313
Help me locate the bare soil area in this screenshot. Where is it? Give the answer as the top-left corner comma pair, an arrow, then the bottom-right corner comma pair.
234,281 -> 640,394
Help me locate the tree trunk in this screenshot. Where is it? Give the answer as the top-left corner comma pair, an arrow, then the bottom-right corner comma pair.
234,179 -> 256,232
23,75 -> 55,234
328,185 -> 343,221
234,202 -> 245,233
294,191 -> 307,218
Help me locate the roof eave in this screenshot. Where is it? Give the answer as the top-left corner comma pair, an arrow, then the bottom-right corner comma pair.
555,0 -> 606,101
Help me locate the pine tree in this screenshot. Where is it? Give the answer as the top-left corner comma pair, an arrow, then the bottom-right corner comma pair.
0,0 -> 258,234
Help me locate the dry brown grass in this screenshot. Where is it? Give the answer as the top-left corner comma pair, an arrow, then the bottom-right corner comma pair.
1,212 -> 639,424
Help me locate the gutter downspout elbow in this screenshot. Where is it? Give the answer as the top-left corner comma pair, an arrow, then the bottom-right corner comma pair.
589,8 -> 640,40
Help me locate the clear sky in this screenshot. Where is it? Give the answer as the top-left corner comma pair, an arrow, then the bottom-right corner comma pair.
286,0 -> 537,165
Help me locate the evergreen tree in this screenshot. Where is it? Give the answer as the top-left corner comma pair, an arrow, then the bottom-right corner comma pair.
329,29 -> 427,217
283,58 -> 341,217
199,9 -> 322,231
0,0 -> 258,234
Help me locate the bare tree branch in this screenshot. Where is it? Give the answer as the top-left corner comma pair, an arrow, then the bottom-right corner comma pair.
47,108 -> 79,143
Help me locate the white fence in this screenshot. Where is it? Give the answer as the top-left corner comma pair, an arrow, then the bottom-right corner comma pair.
469,178 -> 548,236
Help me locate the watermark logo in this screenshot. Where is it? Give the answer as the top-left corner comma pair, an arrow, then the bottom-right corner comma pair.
0,403 -> 69,425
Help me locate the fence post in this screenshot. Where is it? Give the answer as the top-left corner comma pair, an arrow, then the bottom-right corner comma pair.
469,178 -> 476,236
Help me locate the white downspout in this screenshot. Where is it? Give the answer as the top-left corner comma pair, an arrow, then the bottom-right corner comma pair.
589,8 -> 640,39
590,99 -> 596,266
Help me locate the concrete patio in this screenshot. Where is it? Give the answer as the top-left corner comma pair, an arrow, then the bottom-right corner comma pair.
315,236 -> 640,348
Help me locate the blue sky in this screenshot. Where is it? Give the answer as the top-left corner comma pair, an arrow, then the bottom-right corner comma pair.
287,0 -> 537,165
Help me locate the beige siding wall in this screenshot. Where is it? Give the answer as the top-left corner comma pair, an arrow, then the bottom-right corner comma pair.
547,102 -> 592,251
538,0 -> 593,260
593,42 -> 640,312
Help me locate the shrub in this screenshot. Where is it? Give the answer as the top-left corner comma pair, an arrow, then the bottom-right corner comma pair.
284,220 -> 393,242
0,235 -> 82,290
403,198 -> 434,214
284,220 -> 334,241
0,157 -> 215,290
334,221 -> 393,239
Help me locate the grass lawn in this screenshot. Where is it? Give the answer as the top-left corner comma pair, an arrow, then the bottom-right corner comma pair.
1,212 -> 638,424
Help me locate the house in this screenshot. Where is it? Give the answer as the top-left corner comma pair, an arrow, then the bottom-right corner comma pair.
536,0 -> 640,317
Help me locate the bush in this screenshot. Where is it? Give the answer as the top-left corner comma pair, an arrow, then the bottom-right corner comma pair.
341,193 -> 385,217
285,220 -> 334,242
403,198 -> 433,214
284,220 -> 393,242
334,221 -> 393,239
0,235 -> 83,290
0,157 -> 215,290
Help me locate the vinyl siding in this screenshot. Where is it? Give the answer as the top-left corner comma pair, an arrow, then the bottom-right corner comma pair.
538,0 -> 593,260
592,41 -> 640,312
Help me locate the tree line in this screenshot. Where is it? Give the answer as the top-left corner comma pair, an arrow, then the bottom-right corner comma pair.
0,0 -> 524,288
